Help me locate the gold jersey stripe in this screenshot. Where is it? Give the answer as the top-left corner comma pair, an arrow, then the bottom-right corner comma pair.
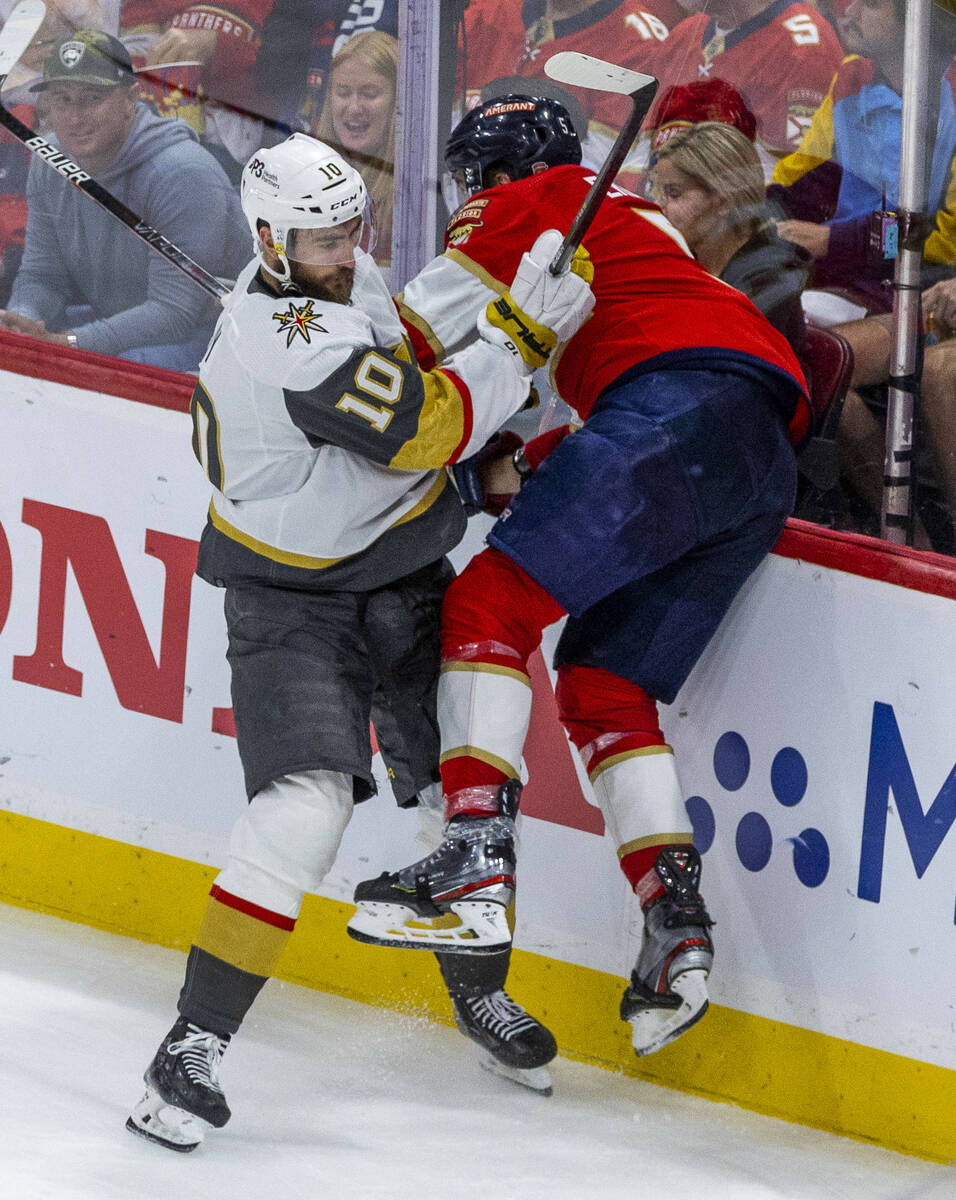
444,247 -> 510,296
207,473 -> 447,568
588,744 -> 674,784
394,295 -> 446,363
388,371 -> 467,471
439,745 -> 521,780
440,660 -> 531,686
390,335 -> 414,364
194,893 -> 294,978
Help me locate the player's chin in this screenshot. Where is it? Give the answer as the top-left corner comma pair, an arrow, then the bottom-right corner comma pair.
294,264 -> 354,304
321,266 -> 355,305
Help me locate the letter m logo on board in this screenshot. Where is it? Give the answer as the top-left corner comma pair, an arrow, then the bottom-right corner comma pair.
857,702 -> 956,923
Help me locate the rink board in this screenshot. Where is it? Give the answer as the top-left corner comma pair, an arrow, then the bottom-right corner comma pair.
0,335 -> 953,1163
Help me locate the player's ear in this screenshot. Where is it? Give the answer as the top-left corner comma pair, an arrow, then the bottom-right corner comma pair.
257,222 -> 274,251
490,168 -> 513,188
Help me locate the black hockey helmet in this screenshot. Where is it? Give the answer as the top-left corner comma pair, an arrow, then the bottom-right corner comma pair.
442,93 -> 581,210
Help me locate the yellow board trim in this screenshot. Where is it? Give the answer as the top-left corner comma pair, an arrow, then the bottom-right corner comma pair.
1,809 -> 953,1164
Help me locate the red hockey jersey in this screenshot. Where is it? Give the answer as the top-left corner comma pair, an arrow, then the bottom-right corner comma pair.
120,0 -> 273,112
399,165 -> 810,443
462,0 -> 678,136
640,0 -> 844,167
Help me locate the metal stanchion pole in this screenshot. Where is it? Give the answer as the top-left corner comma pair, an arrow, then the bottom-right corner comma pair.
881,0 -> 932,544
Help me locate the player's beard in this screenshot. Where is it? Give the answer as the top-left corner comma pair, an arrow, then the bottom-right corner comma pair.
290,262 -> 355,305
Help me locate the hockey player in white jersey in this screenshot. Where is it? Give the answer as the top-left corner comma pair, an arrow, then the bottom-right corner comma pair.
125,132 -> 594,1152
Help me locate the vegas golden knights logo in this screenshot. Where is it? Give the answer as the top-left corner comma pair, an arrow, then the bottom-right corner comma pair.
272,299 -> 327,347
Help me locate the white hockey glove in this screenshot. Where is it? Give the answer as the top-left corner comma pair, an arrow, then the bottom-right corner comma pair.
478,229 -> 595,375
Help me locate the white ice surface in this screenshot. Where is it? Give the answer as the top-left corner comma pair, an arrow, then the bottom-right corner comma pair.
0,902 -> 952,1200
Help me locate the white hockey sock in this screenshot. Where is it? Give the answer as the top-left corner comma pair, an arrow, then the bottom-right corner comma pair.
215,769 -> 354,918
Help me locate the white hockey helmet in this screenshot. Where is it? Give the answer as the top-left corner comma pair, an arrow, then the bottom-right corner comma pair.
240,133 -> 374,285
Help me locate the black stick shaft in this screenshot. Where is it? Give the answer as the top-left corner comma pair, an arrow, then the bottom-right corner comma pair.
548,79 -> 658,276
0,92 -> 229,302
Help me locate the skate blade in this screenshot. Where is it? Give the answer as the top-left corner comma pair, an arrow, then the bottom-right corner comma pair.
628,969 -> 710,1057
476,1048 -> 553,1096
347,899 -> 512,954
125,1089 -> 205,1152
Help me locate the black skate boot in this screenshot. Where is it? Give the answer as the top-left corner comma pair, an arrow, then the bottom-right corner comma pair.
126,1017 -> 231,1152
453,990 -> 557,1095
620,846 -> 714,1057
348,780 -> 521,954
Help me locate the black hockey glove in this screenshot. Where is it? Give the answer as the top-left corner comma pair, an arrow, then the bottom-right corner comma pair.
450,430 -> 525,517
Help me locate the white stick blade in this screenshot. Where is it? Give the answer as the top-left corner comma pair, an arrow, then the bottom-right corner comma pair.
544,52 -> 655,96
0,0 -> 47,78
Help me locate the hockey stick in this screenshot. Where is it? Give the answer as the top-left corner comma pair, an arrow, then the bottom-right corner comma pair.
543,52 -> 658,276
0,0 -> 229,301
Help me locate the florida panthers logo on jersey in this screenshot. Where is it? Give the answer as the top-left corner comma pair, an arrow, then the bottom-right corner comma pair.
447,197 -> 491,248
272,299 -> 327,347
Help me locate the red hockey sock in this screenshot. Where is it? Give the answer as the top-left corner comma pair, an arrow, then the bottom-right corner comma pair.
438,548 -> 565,816
555,665 -> 693,906
555,664 -> 665,772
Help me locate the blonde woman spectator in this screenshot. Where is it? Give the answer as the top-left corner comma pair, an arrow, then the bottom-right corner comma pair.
651,120 -> 810,360
314,30 -> 396,269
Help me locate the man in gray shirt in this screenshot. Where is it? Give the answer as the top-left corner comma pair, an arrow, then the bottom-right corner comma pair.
0,30 -> 247,371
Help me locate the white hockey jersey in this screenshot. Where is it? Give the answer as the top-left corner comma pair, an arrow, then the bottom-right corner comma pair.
192,252 -> 529,591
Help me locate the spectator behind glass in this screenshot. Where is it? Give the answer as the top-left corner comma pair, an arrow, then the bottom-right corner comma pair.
650,121 -> 809,361
314,30 -> 397,269
460,0 -> 679,177
0,0 -> 111,306
254,0 -> 348,137
821,273 -> 956,554
769,0 -> 956,320
0,30 -> 248,371
638,0 -> 844,181
649,77 -> 756,157
254,1 -> 398,153
118,0 -> 276,179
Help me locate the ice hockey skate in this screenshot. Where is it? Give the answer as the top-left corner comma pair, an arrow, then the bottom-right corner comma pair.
126,1017 -> 231,1152
453,989 -> 557,1095
621,846 -> 714,1056
347,780 -> 521,953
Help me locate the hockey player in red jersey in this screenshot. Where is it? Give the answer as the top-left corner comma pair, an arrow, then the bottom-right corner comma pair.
348,95 -> 812,1058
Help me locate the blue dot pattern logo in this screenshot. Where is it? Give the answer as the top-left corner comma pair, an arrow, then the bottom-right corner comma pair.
685,733 -> 830,887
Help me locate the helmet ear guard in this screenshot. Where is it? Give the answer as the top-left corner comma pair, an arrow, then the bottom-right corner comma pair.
241,132 -> 373,285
